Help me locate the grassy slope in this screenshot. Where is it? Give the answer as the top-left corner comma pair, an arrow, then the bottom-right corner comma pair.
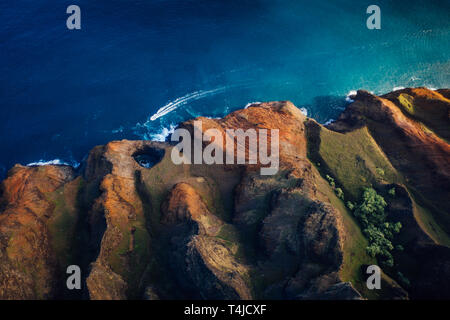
313,168 -> 378,298
412,200 -> 450,247
317,126 -> 401,200
394,91 -> 450,142
377,92 -> 450,243
307,113 -> 450,298
306,122 -> 410,299
47,176 -> 83,268
382,91 -> 450,238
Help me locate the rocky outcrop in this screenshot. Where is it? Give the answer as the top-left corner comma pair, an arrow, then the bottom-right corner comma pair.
84,141 -> 167,299
162,183 -> 252,299
176,102 -> 352,299
0,165 -> 75,299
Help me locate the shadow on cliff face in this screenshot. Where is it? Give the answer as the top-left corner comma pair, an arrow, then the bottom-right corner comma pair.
57,175 -> 107,300
383,183 -> 450,299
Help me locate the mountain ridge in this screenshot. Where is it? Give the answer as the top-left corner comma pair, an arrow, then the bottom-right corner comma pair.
0,87 -> 449,300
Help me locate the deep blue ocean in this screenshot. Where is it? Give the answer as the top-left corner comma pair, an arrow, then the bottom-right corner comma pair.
1,0 -> 449,177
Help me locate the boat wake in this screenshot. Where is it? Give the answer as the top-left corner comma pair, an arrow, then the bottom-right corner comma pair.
149,86 -> 230,121
26,159 -> 80,168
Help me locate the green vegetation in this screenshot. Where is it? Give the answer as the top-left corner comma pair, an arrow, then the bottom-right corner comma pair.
388,187 -> 396,197
351,188 -> 401,267
375,168 -> 385,176
335,187 -> 344,200
325,174 -> 344,199
346,201 -> 355,211
393,91 -> 450,142
326,174 -> 335,188
398,93 -> 415,115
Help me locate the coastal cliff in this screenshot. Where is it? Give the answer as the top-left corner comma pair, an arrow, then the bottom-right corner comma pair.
0,88 -> 449,300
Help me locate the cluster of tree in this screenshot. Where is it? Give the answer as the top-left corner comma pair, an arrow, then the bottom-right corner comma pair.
324,172 -> 407,283
324,173 -> 402,267
326,175 -> 344,200
350,188 -> 402,267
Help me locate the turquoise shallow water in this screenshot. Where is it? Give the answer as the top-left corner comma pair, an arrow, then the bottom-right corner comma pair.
0,0 -> 449,176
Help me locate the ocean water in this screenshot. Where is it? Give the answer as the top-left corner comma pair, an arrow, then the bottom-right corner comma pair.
0,0 -> 449,177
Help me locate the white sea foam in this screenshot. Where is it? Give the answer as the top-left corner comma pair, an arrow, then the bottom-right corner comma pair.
324,119 -> 335,125
300,107 -> 308,116
346,90 -> 357,103
149,124 -> 177,142
27,159 -> 80,168
244,102 -> 262,109
393,86 -> 405,91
